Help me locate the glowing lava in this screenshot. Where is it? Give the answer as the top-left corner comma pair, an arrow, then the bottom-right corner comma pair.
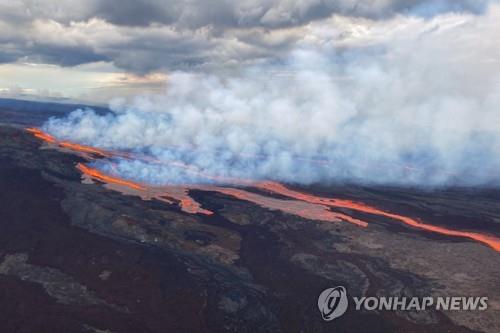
77,163 -> 213,215
27,127 -> 500,251
27,127 -> 111,158
26,127 -> 56,144
77,163 -> 145,191
59,141 -> 110,157
256,182 -> 500,251
195,186 -> 368,227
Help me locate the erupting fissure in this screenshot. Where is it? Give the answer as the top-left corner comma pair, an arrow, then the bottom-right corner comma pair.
27,128 -> 111,158
27,128 -> 500,251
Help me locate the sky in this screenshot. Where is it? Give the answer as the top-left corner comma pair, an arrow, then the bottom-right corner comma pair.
0,0 -> 496,104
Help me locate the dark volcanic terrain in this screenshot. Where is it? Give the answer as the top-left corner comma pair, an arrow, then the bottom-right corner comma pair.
0,104 -> 499,333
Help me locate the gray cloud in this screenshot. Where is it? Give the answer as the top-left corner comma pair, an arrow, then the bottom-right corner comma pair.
0,0 -> 493,72
93,0 -> 175,27
17,0 -> 492,28
28,44 -> 109,66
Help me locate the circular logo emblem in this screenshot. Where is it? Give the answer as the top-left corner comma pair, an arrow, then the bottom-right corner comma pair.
318,286 -> 348,321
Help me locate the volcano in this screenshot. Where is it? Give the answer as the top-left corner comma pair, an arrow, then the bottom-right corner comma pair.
1,103 -> 499,333
27,127 -> 500,252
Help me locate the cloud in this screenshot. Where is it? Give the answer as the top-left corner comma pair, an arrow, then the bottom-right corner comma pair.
42,5 -> 500,187
15,0 -> 492,28
0,0 -> 494,72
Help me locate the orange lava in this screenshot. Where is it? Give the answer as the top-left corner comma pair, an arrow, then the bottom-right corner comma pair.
27,127 -> 500,251
26,127 -> 57,144
196,186 -> 368,227
75,161 -> 362,223
77,163 -> 145,191
26,128 -> 111,158
77,163 -> 213,215
59,141 -> 110,157
256,182 -> 500,251
178,196 -> 213,215
153,186 -> 213,215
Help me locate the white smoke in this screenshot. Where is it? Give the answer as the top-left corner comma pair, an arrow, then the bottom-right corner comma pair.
43,6 -> 500,187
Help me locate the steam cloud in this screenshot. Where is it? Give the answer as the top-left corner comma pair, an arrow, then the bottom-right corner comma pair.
43,6 -> 500,187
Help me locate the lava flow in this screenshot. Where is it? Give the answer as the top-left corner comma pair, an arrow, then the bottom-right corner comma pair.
76,162 -> 365,224
27,127 -> 111,158
255,182 -> 500,251
77,163 -> 145,191
194,185 -> 368,227
77,163 -> 213,215
26,127 -> 57,143
27,127 -> 500,251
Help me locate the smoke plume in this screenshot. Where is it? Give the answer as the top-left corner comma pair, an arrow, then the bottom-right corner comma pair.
43,6 -> 500,187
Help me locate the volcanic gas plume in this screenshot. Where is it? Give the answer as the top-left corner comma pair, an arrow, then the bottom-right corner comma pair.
41,16 -> 500,187
28,128 -> 500,251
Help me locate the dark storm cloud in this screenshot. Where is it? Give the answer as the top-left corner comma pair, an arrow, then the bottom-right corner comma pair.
0,0 -> 493,72
108,39 -> 213,73
29,44 -> 110,66
85,0 -> 491,28
93,0 -> 175,27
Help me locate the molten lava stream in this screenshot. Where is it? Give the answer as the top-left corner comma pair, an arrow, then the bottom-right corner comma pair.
59,141 -> 111,157
27,127 -> 500,251
194,185 -> 368,227
255,182 -> 500,251
76,163 -> 213,215
77,163 -> 145,191
75,160 -> 366,225
26,127 -> 57,144
26,127 -> 112,158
